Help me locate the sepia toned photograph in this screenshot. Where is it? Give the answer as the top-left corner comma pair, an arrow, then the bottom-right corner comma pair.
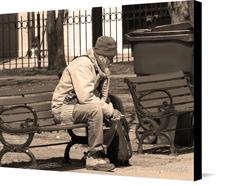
0,0 -> 201,181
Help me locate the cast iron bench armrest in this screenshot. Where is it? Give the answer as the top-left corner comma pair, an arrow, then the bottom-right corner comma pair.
0,105 -> 88,134
138,89 -> 173,105
136,89 -> 177,119
137,108 -> 176,119
0,105 -> 39,134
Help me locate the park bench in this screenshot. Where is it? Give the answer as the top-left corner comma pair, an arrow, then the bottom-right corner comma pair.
0,81 -> 123,168
124,70 -> 194,155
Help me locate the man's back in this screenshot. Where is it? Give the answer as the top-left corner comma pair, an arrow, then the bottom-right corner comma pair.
51,56 -> 95,116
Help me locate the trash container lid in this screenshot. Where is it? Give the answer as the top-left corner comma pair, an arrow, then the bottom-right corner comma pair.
125,22 -> 193,42
151,22 -> 193,32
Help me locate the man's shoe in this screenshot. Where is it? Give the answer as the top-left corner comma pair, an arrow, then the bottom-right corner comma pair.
82,151 -> 110,163
95,150 -> 110,163
86,156 -> 115,172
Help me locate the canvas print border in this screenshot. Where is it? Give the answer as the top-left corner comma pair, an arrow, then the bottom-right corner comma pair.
0,0 -> 201,182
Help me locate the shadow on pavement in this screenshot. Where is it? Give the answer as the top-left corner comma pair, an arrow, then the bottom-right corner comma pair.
1,157 -> 85,171
140,145 -> 194,155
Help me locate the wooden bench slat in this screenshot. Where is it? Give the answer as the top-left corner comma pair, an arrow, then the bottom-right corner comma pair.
126,71 -> 184,83
30,102 -> 52,112
136,79 -> 188,92
1,110 -> 54,123
138,87 -> 192,100
37,118 -> 55,126
175,103 -> 194,112
0,84 -> 57,97
0,94 -> 53,106
39,123 -> 87,132
2,103 -> 52,115
37,119 -> 88,129
35,110 -> 54,120
142,102 -> 194,113
37,119 -> 87,127
140,95 -> 194,109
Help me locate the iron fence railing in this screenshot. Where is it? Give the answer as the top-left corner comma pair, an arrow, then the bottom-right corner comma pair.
0,4 -> 171,71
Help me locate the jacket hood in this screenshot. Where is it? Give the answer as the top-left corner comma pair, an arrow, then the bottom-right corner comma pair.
86,48 -> 110,77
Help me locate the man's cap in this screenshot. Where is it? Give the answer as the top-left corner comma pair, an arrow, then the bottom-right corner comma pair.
94,36 -> 117,57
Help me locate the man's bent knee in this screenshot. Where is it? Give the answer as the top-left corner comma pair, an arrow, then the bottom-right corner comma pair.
73,103 -> 103,122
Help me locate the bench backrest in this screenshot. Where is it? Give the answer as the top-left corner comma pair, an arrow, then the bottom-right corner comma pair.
0,81 -> 58,126
124,71 -> 194,114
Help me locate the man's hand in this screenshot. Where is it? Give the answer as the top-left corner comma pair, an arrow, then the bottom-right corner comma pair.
111,109 -> 124,120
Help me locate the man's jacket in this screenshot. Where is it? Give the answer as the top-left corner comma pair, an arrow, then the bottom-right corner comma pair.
51,48 -> 113,120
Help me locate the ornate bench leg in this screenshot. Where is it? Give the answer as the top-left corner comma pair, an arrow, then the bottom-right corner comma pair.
160,133 -> 177,156
0,147 -> 9,166
64,129 -> 88,163
64,140 -> 76,163
23,148 -> 37,168
0,146 -> 37,168
137,140 -> 143,154
137,130 -> 152,154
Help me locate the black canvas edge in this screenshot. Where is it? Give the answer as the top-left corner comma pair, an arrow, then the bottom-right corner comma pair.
194,0 -> 202,181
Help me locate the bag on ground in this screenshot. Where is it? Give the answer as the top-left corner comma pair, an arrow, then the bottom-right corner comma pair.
105,117 -> 132,167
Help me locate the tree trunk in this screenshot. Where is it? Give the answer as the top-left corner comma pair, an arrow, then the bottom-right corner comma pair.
47,10 -> 66,71
47,11 -> 56,70
54,10 -> 66,70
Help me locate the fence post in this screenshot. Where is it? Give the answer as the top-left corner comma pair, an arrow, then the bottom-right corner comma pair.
37,13 -> 41,68
92,7 -> 102,46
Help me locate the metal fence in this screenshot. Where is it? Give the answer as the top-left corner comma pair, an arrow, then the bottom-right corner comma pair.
0,4 -> 170,71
